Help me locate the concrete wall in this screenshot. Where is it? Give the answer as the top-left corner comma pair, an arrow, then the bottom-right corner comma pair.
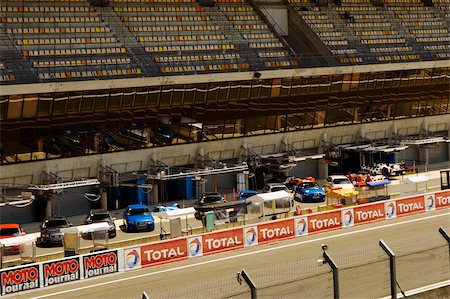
0,115 -> 447,185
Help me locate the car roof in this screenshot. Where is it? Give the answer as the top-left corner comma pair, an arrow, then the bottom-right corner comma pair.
240,190 -> 257,193
128,204 -> 148,209
89,209 -> 109,214
44,216 -> 68,220
328,175 -> 349,179
0,224 -> 21,229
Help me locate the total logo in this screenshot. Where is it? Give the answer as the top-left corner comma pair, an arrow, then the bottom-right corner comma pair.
295,217 -> 308,236
124,248 -> 141,270
341,209 -> 354,227
384,202 -> 396,219
243,226 -> 258,247
187,236 -> 203,258
425,194 -> 435,211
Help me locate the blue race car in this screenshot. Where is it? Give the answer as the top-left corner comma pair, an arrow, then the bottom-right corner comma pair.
294,181 -> 325,202
237,190 -> 258,201
151,203 -> 180,213
123,204 -> 155,232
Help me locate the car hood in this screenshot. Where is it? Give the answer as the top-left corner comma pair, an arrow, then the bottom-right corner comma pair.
41,227 -> 65,234
300,187 -> 324,194
125,215 -> 154,222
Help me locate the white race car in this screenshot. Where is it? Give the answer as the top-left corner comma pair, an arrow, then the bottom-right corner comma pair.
361,163 -> 404,176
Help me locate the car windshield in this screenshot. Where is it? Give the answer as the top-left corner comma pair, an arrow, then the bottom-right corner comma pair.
334,178 -> 352,184
299,182 -> 315,189
90,214 -> 111,221
271,186 -> 287,192
0,228 -> 20,237
204,195 -> 222,203
43,219 -> 68,228
240,192 -> 255,198
129,208 -> 150,216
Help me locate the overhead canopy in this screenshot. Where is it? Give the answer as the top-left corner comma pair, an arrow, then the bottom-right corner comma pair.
404,175 -> 428,183
60,222 -> 109,234
247,190 -> 292,204
342,143 -> 408,153
0,234 -> 37,247
366,179 -> 391,188
153,207 -> 196,218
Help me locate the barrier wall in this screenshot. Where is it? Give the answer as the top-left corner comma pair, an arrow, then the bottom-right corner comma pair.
1,190 -> 449,296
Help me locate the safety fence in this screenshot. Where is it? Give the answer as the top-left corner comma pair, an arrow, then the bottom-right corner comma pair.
0,190 -> 448,297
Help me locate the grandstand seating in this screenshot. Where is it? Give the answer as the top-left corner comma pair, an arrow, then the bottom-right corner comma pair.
111,0 -> 298,74
0,0 -> 448,83
288,0 -> 449,63
1,0 -> 140,81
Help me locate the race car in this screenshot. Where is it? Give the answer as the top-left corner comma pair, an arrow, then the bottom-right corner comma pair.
294,181 -> 325,202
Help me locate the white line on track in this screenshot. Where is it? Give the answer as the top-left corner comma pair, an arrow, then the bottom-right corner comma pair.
30,212 -> 449,299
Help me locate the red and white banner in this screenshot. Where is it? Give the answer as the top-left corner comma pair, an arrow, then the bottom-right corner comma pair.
141,238 -> 187,267
0,264 -> 39,296
83,250 -> 118,279
42,257 -> 80,287
202,228 -> 244,255
354,202 -> 385,225
257,219 -> 295,244
308,210 -> 341,234
396,196 -> 425,217
434,190 -> 450,210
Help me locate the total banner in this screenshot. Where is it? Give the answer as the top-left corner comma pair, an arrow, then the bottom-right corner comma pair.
42,257 -> 80,287
83,250 -> 118,279
308,210 -> 341,234
434,190 -> 450,210
140,238 -> 187,267
257,219 -> 295,244
202,228 -> 244,255
354,202 -> 385,225
1,264 -> 39,296
124,247 -> 141,271
396,195 -> 425,217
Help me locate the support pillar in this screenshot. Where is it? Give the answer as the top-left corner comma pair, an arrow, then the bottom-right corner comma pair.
319,133 -> 328,179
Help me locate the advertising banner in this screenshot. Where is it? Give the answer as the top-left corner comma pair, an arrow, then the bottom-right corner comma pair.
1,264 -> 39,296
243,226 -> 258,247
341,208 -> 354,228
83,250 -> 118,279
354,202 -> 385,225
308,210 -> 341,234
42,257 -> 80,287
435,190 -> 450,210
187,236 -> 203,258
294,216 -> 308,237
424,194 -> 436,212
141,238 -> 187,267
257,219 -> 295,244
384,201 -> 396,220
124,247 -> 141,271
396,196 -> 425,217
202,228 -> 244,255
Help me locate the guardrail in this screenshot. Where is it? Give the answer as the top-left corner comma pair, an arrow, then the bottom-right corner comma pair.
0,190 -> 448,297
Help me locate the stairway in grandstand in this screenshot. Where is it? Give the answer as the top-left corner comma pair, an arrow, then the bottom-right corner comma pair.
95,5 -> 160,76
206,4 -> 265,70
0,28 -> 35,82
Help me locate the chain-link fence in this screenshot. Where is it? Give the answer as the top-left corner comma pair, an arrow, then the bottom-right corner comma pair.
145,226 -> 449,299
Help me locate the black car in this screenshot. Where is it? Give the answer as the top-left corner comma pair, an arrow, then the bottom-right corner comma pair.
197,192 -> 225,205
84,209 -> 116,238
39,216 -> 72,246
